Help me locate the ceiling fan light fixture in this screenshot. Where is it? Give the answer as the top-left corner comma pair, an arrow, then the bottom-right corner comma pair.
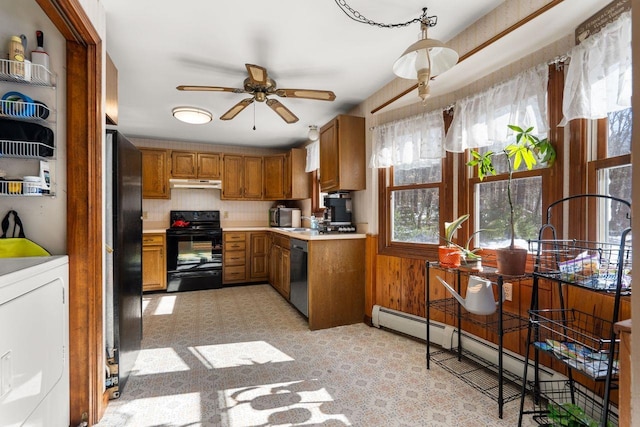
172,106 -> 213,124
308,125 -> 319,141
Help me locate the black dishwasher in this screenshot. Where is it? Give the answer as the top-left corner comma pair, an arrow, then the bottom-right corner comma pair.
289,238 -> 308,317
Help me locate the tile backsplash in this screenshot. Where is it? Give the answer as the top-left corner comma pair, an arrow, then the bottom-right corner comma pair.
143,190 -> 274,227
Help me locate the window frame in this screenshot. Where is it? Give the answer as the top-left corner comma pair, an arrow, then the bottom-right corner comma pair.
377,110 -> 455,260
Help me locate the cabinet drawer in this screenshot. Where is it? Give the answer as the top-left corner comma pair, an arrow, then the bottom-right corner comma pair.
273,234 -> 290,249
224,250 -> 246,266
224,232 -> 246,242
224,241 -> 246,251
224,265 -> 246,281
142,234 -> 164,245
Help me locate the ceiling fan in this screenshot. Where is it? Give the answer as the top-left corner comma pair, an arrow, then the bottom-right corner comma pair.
177,64 -> 336,124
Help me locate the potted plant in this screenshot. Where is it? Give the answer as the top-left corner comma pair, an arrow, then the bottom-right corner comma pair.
466,125 -> 556,275
440,214 -> 485,269
438,214 -> 469,268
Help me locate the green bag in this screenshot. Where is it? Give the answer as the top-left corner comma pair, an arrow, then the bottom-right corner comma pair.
0,210 -> 50,257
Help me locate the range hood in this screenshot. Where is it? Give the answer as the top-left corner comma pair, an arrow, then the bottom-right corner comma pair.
169,178 -> 222,189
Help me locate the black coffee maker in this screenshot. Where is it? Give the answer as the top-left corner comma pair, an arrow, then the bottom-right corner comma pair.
323,193 -> 352,225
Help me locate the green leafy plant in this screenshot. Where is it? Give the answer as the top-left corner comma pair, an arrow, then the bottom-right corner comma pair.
467,125 -> 556,249
443,214 -> 469,247
547,402 -> 614,427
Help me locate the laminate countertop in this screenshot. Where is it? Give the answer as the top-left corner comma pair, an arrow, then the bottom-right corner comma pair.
223,226 -> 366,241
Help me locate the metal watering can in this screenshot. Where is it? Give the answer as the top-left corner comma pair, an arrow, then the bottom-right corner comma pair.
436,275 -> 504,315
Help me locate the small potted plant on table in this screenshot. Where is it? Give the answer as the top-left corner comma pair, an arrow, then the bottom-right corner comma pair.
467,125 -> 556,276
438,214 -> 469,268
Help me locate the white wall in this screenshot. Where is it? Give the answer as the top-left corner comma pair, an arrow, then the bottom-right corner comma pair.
0,0 -> 67,255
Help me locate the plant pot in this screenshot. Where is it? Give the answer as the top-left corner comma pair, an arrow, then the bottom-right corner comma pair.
496,247 -> 527,276
463,257 -> 482,271
438,246 -> 461,268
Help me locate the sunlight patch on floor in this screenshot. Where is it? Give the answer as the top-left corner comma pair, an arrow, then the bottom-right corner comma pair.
222,380 -> 351,427
189,341 -> 294,369
132,347 -> 190,375
153,295 -> 177,315
113,392 -> 202,426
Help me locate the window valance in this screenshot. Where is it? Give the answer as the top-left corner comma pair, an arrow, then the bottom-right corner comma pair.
369,109 -> 445,169
561,11 -> 631,124
444,63 -> 549,152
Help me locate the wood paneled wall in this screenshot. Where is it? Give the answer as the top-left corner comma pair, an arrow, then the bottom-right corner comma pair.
365,234 -> 631,403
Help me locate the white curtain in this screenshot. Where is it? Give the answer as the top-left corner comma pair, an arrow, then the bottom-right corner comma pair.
305,140 -> 319,172
561,11 -> 631,124
444,63 -> 549,152
369,109 -> 445,169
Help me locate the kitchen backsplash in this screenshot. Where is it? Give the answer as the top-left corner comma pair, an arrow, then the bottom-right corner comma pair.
143,191 -> 274,227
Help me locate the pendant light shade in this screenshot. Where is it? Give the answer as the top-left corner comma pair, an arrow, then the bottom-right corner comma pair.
393,22 -> 458,101
172,106 -> 213,124
393,37 -> 459,79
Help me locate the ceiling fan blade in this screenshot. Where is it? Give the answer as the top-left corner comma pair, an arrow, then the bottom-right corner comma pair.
275,88 -> 336,101
177,85 -> 245,93
266,99 -> 299,124
220,98 -> 254,120
245,64 -> 268,86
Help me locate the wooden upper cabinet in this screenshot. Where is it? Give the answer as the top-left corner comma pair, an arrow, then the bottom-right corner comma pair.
140,148 -> 170,199
198,153 -> 221,179
171,151 -> 197,178
243,156 -> 263,199
222,154 -> 244,199
105,53 -> 118,125
264,154 -> 286,200
263,148 -> 310,200
319,115 -> 365,192
171,151 -> 221,179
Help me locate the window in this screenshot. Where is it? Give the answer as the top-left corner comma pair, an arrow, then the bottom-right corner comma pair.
374,110 -> 450,258
588,108 -> 632,243
390,161 -> 442,244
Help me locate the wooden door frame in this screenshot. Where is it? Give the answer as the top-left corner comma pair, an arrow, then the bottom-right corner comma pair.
35,0 -> 104,424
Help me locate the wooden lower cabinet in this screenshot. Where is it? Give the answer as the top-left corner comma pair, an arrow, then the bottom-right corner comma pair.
223,231 -> 269,284
142,233 -> 166,292
269,233 -> 290,299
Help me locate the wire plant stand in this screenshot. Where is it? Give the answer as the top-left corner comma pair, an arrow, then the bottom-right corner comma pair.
518,194 -> 631,427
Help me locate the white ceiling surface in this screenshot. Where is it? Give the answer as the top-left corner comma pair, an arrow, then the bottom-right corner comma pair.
102,0 -> 607,148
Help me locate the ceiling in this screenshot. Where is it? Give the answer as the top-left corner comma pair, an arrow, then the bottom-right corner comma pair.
101,0 -> 610,149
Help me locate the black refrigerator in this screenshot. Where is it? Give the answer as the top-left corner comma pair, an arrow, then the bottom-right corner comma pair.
105,129 -> 142,395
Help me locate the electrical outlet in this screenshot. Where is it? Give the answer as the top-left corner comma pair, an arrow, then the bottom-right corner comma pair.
223,211 -> 229,219
503,282 -> 513,302
142,211 -> 148,220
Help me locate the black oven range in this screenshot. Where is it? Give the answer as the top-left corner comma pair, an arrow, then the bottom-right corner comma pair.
166,210 -> 222,292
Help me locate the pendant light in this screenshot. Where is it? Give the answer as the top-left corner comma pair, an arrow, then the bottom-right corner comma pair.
333,3 -> 458,102
393,18 -> 458,101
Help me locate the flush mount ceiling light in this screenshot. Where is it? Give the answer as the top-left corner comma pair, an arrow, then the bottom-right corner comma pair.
334,3 -> 458,102
172,106 -> 213,124
308,125 -> 319,141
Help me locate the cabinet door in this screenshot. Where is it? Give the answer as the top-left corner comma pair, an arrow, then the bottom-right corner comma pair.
289,148 -> 310,199
250,232 -> 269,280
198,153 -> 221,179
263,154 -> 286,200
140,148 -> 170,199
271,244 -> 282,293
142,234 -> 166,292
222,155 -> 244,199
281,248 -> 291,299
319,119 -> 339,192
171,151 -> 197,178
243,156 -> 264,199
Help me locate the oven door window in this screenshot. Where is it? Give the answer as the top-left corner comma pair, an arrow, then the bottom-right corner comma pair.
169,234 -> 222,272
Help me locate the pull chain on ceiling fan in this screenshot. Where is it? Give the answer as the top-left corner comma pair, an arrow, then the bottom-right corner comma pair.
177,64 -> 336,124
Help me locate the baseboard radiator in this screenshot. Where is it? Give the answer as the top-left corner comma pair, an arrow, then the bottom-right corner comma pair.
371,305 -> 557,382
